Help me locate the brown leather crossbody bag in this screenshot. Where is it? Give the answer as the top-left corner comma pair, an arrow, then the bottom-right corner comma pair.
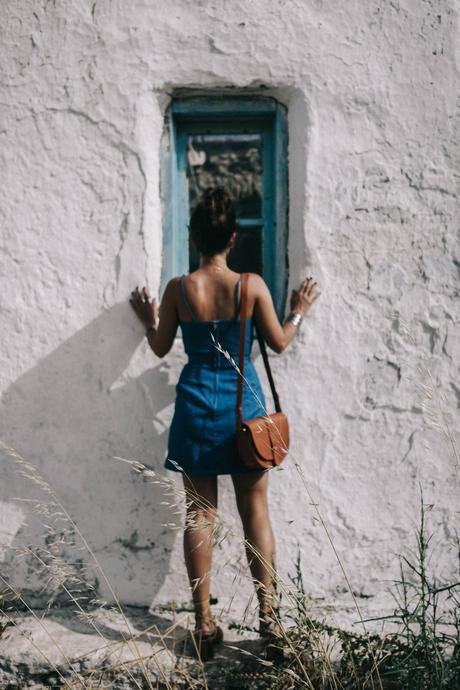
235,272 -> 290,470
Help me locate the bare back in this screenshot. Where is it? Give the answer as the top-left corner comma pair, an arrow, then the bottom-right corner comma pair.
177,269 -> 256,322
153,267 -> 288,357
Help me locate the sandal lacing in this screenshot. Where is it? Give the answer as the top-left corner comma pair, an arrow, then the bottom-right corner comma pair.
191,595 -> 224,662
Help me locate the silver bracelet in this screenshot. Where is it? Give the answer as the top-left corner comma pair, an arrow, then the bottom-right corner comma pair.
285,311 -> 303,327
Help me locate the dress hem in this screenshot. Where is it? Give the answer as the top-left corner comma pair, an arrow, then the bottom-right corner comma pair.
163,463 -> 268,476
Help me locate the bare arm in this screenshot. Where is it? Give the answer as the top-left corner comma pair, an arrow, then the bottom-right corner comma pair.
130,278 -> 179,358
252,273 -> 320,354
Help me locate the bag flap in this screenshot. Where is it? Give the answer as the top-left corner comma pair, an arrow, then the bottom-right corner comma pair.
242,412 -> 289,463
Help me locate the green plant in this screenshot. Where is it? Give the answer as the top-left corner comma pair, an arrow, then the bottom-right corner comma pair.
221,486 -> 460,690
353,486 -> 460,690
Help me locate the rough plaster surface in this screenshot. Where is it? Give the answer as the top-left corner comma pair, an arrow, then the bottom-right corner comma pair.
0,0 -> 459,625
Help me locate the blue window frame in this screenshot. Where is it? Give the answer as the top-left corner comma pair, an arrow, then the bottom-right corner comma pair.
161,96 -> 288,318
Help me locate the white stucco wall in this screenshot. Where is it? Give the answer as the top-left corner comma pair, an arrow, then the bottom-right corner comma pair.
1,0 -> 458,617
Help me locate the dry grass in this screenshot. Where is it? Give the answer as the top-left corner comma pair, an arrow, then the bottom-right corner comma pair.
0,312 -> 458,688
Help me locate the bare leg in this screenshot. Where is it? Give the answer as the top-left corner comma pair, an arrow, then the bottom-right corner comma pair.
182,474 -> 218,633
231,471 -> 279,627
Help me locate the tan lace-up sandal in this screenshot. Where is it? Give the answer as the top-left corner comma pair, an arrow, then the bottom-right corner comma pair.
191,596 -> 224,662
258,589 -> 286,663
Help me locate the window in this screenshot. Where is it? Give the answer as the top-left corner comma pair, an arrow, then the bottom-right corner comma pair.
161,95 -> 288,318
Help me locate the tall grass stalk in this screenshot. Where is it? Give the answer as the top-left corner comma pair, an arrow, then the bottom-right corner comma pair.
0,442 -> 168,690
1,311 -> 458,688
1,316 -> 392,689
211,333 -> 385,689
2,437 -> 365,689
343,487 -> 460,689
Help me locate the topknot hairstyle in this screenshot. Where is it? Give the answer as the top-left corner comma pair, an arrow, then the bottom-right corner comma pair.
189,186 -> 237,256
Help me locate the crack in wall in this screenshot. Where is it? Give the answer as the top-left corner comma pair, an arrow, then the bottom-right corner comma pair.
43,106 -> 150,290
420,320 -> 440,353
372,354 -> 402,383
450,383 -> 460,409
400,429 -> 418,464
115,214 -> 129,291
402,168 -> 457,198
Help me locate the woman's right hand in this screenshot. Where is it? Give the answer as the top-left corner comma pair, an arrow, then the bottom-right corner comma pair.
290,276 -> 321,316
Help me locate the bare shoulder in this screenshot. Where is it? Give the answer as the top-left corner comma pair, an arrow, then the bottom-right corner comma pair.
164,275 -> 181,291
246,272 -> 269,296
160,275 -> 182,302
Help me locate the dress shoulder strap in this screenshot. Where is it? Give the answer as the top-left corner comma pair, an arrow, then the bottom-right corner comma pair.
179,274 -> 197,322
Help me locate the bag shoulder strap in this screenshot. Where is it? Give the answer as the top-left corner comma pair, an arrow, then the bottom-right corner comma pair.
254,321 -> 282,414
236,273 -> 249,429
236,273 -> 282,430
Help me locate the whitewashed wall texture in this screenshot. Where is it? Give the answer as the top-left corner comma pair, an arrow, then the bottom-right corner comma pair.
0,0 -> 458,616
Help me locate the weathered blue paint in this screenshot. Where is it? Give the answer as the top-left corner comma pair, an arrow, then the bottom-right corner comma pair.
171,96 -> 278,116
161,96 -> 289,319
159,110 -> 179,294
273,103 -> 289,317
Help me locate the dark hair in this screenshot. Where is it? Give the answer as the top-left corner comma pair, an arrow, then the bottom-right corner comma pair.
189,187 -> 237,256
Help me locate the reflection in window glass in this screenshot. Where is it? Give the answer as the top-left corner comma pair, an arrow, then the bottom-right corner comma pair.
229,225 -> 262,275
186,134 -> 262,219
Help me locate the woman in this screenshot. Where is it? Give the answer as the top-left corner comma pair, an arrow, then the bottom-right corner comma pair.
130,187 -> 320,660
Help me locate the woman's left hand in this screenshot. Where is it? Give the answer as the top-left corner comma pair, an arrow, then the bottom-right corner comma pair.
130,286 -> 158,328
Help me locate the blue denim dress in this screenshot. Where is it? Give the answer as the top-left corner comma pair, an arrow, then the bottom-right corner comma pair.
164,274 -> 267,476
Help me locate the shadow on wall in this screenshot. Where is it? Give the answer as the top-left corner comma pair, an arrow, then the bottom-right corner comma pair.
0,302 -> 180,607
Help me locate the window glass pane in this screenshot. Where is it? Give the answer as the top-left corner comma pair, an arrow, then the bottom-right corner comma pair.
186,133 -> 262,219
228,225 -> 262,275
